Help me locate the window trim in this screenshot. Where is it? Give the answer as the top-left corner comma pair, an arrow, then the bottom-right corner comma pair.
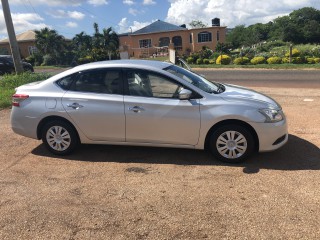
139,39 -> 152,48
198,31 -> 212,43
67,68 -> 124,95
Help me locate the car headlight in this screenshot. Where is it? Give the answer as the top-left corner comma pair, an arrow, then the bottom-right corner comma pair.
259,108 -> 284,123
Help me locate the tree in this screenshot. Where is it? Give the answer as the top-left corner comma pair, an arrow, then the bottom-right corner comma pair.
35,27 -> 65,64
72,31 -> 92,57
189,20 -> 207,29
103,27 -> 119,60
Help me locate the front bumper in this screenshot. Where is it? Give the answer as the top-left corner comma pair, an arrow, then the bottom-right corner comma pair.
250,119 -> 288,152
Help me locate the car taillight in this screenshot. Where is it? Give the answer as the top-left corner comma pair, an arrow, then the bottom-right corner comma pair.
12,94 -> 29,107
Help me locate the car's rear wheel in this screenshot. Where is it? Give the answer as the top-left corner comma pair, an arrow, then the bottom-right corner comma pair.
41,120 -> 78,155
209,124 -> 254,163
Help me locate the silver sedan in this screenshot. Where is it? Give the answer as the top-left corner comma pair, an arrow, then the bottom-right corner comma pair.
10,60 -> 288,163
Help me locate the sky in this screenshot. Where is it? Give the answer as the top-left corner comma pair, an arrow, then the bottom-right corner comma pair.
0,0 -> 319,39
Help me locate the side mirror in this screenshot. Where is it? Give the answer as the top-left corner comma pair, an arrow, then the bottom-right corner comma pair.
179,88 -> 192,100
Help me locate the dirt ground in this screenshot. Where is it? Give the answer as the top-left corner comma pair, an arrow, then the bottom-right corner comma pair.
0,86 -> 319,239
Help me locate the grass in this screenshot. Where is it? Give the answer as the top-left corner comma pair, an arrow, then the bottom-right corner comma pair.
0,72 -> 53,109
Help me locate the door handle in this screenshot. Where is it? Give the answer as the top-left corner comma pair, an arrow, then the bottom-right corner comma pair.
67,103 -> 83,109
128,106 -> 144,113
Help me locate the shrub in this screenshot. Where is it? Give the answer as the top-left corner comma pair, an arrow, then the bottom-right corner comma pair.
267,57 -> 282,64
282,57 -> 289,63
285,48 -> 300,57
233,57 -> 250,65
306,58 -> 315,64
196,58 -> 203,64
42,54 -> 56,66
314,58 -> 320,63
291,57 -> 303,64
25,55 -> 35,66
203,58 -> 210,64
209,59 -> 215,64
186,57 -> 194,64
216,55 -> 231,65
78,56 -> 94,64
250,56 -> 266,65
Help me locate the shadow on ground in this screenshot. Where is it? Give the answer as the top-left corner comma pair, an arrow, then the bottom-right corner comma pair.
32,134 -> 320,173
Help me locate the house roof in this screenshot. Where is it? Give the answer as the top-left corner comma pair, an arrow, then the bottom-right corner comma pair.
132,20 -> 187,35
0,30 -> 35,43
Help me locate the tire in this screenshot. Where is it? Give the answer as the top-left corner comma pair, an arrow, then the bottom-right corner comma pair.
41,120 -> 79,155
209,124 -> 254,163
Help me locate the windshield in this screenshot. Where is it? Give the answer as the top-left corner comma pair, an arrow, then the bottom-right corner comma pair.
164,65 -> 222,94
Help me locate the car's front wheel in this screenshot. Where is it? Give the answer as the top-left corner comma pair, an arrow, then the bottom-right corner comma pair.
209,124 -> 254,163
41,120 -> 78,155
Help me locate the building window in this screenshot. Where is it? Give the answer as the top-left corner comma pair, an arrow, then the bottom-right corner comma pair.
198,31 -> 212,43
172,36 -> 182,51
28,46 -> 38,55
217,31 -> 220,42
189,34 -> 193,43
159,37 -> 170,47
0,47 -> 9,55
139,39 -> 151,48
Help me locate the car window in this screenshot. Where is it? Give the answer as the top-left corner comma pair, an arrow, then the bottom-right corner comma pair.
56,74 -> 76,90
126,70 -> 183,99
71,69 -> 121,94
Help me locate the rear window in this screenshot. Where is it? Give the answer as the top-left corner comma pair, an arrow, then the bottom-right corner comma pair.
56,74 -> 76,90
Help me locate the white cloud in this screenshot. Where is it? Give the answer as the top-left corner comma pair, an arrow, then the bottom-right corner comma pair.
87,0 -> 108,6
0,12 -> 48,35
166,0 -> 320,28
116,17 -> 153,33
123,0 -> 135,5
66,22 -> 78,28
143,0 -> 156,5
47,10 -> 85,20
129,8 -> 139,16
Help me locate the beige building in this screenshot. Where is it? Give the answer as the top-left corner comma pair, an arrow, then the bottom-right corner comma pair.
119,19 -> 226,58
0,30 -> 37,58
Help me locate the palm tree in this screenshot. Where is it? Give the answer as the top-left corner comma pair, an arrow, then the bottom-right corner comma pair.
73,31 -> 92,55
35,27 -> 65,56
103,27 -> 119,60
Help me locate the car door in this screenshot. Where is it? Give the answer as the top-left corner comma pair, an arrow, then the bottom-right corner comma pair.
124,69 -> 201,146
61,68 -> 125,142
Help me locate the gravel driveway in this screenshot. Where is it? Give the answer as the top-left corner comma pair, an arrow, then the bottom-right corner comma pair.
0,86 -> 319,239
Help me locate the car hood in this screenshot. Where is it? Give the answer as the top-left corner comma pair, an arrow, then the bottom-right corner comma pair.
219,84 -> 281,109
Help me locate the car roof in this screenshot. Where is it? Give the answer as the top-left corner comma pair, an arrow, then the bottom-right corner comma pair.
47,59 -> 174,83
73,59 -> 172,71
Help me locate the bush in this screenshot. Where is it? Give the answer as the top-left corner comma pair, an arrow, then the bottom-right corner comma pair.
216,55 -> 231,65
292,57 -> 303,64
267,57 -> 282,64
314,58 -> 320,63
42,54 -> 56,66
78,56 -> 94,64
282,57 -> 289,63
233,57 -> 250,65
306,58 -> 315,64
203,58 -> 210,64
186,57 -> 194,64
209,59 -> 215,64
250,56 -> 266,65
196,58 -> 203,64
285,48 -> 300,57
25,55 -> 35,66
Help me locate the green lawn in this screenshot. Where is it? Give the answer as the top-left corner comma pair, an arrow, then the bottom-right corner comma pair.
190,63 -> 320,69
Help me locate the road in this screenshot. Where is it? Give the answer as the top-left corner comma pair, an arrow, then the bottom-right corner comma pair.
0,71 -> 320,239
194,69 -> 320,88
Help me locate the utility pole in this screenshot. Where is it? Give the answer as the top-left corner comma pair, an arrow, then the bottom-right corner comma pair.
1,0 -> 23,73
